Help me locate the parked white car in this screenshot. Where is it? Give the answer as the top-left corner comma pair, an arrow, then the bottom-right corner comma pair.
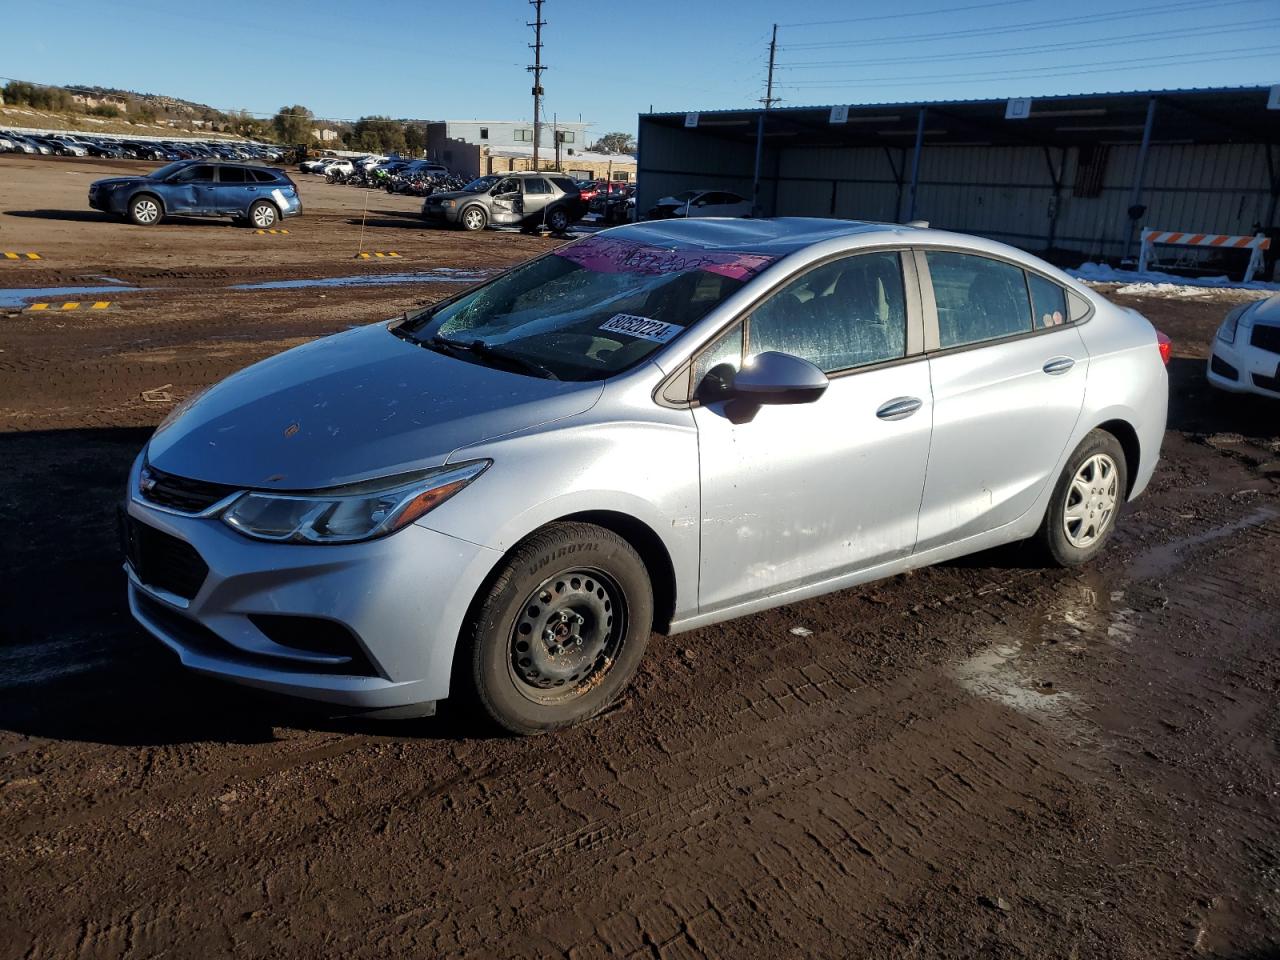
299,155 -> 341,173
319,158 -> 355,176
651,190 -> 752,219
1207,294 -> 1280,399
0,136 -> 14,153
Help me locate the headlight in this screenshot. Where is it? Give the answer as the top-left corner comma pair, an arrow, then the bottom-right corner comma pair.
221,460 -> 489,544
443,199 -> 456,208
1217,305 -> 1246,345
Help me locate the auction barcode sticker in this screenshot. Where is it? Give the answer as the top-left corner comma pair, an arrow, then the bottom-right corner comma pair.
598,313 -> 681,343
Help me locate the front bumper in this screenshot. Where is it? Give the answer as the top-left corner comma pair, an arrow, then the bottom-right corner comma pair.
421,202 -> 460,224
1207,334 -> 1280,399
123,457 -> 499,711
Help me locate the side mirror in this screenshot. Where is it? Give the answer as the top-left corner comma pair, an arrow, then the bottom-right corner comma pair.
726,351 -> 828,405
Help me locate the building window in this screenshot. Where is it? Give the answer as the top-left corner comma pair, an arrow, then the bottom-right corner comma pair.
479,127 -> 488,140
556,131 -> 575,144
514,128 -> 533,142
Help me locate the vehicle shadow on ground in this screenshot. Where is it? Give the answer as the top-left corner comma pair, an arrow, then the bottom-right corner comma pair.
0,425 -> 486,746
5,209 -> 242,229
1166,356 -> 1279,438
344,215 -> 440,231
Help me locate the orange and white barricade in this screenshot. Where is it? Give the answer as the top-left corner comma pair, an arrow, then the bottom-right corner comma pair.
1138,227 -> 1272,283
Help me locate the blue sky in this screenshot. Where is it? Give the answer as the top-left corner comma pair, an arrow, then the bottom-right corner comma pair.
6,0 -> 1278,140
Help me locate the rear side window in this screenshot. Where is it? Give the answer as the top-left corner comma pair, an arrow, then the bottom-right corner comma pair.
926,251 -> 1033,349
1028,273 -> 1069,328
251,169 -> 277,183
218,167 -> 246,184
523,178 -> 552,195
550,177 -> 578,193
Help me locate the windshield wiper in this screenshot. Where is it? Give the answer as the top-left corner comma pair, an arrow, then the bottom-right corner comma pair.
430,336 -> 560,381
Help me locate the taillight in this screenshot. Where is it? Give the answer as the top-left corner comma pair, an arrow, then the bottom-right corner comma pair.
1156,330 -> 1172,365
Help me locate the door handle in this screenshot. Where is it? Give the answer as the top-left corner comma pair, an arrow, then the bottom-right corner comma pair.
876,396 -> 923,421
1043,356 -> 1075,375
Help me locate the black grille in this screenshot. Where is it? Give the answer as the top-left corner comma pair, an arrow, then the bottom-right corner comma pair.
1252,370 -> 1280,393
1250,324 -> 1280,354
140,464 -> 238,514
125,518 -> 208,600
135,594 -> 378,677
1210,354 -> 1239,381
249,615 -> 378,676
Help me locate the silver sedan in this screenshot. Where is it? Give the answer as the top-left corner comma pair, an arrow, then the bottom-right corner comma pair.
123,218 -> 1169,734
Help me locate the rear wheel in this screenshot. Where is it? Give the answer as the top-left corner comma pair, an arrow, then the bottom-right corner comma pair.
249,200 -> 278,229
128,194 -> 162,226
459,205 -> 488,232
1036,429 -> 1127,566
546,207 -> 571,233
462,522 -> 652,735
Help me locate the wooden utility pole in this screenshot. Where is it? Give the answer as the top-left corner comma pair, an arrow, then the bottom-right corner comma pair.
528,0 -> 546,170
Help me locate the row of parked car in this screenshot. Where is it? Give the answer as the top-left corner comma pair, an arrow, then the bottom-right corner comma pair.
0,130 -> 287,164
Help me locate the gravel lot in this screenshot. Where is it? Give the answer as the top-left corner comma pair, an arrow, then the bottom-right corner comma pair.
2,154 -> 1279,959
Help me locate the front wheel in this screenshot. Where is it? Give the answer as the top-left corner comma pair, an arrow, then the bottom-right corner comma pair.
462,522 -> 653,735
459,205 -> 488,231
1036,429 -> 1127,566
128,194 -> 163,226
248,200 -> 278,229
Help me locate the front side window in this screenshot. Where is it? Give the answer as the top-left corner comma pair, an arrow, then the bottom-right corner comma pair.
748,251 -> 908,374
926,251 -> 1033,348
399,235 -> 776,382
168,164 -> 215,183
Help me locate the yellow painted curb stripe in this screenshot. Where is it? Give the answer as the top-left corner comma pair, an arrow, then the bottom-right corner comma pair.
355,252 -> 401,259
4,252 -> 41,260
255,229 -> 291,235
23,301 -> 114,312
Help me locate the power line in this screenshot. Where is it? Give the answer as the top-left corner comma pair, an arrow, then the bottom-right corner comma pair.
780,0 -> 1266,49
778,21 -> 1269,69
780,0 -> 1034,28
775,46 -> 1280,89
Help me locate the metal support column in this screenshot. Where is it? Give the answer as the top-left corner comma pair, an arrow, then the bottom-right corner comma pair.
906,108 -> 927,222
1125,97 -> 1158,260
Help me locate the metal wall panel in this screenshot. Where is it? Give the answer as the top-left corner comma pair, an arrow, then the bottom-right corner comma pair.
639,120 -> 1275,263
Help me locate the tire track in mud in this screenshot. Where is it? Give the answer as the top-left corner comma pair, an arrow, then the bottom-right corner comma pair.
6,482 -> 1279,957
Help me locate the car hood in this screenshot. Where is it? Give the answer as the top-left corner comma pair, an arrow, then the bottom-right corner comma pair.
426,190 -> 480,203
146,322 -> 603,489
92,176 -> 149,189
1242,294 -> 1280,328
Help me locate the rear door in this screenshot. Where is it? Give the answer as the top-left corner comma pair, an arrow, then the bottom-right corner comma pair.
211,165 -> 252,214
692,250 -> 933,613
914,249 -> 1089,552
521,177 -> 553,222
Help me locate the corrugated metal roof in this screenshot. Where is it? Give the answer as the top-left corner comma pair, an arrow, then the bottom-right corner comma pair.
640,85 -> 1272,118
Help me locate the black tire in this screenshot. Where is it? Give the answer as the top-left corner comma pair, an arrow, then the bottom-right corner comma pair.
459,205 -> 488,232
248,200 -> 278,229
128,193 -> 163,227
461,522 -> 653,735
1036,429 -> 1128,567
546,207 -> 571,233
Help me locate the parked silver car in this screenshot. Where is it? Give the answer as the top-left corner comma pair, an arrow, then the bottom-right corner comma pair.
123,219 -> 1169,734
422,171 -> 587,232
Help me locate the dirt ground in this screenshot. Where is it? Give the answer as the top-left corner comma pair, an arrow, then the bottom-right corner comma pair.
2,154 -> 1279,960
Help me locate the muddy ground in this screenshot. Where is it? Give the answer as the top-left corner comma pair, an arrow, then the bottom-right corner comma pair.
1,154 -> 1279,959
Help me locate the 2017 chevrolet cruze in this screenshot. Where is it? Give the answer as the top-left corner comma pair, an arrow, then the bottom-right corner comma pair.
123,219 -> 1169,734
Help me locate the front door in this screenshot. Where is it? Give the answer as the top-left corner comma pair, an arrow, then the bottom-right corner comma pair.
693,250 -> 933,614
489,177 -> 523,224
164,164 -> 216,214
914,250 -> 1089,551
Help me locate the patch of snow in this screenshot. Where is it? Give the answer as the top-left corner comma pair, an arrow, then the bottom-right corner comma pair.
1069,261 -> 1279,302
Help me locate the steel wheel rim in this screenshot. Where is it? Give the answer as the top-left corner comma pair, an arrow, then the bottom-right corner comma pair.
508,567 -> 626,704
463,208 -> 484,230
1063,453 -> 1118,548
135,200 -> 158,223
253,205 -> 275,227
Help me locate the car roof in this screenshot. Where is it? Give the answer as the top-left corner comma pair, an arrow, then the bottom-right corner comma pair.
607,218 -> 914,255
